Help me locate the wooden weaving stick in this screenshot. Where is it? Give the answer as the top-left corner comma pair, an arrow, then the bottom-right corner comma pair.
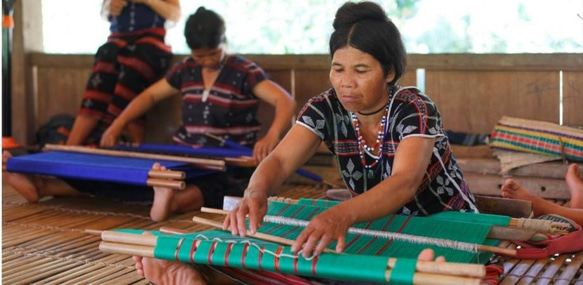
43,144 -> 227,171
204,133 -> 342,187
200,207 -> 517,257
146,178 -> 185,190
148,169 -> 185,180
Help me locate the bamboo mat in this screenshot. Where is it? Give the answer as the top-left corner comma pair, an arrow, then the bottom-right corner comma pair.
2,166 -> 583,284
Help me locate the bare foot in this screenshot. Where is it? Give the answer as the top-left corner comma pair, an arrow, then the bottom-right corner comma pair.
150,163 -> 175,222
565,163 -> 583,208
133,233 -> 207,285
500,179 -> 547,217
2,151 -> 40,202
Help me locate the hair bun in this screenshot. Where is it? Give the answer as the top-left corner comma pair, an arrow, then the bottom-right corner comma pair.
333,2 -> 387,29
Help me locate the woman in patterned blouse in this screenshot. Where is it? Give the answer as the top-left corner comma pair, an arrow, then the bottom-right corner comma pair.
100,7 -> 296,221
225,1 -> 478,258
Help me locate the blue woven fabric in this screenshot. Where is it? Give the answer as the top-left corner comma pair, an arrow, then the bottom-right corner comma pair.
6,151 -> 209,186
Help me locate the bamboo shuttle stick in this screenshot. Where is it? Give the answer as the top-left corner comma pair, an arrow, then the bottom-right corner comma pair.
223,156 -> 256,167
148,169 -> 185,180
43,144 -> 227,171
146,178 -> 185,190
200,207 -> 517,256
100,231 -> 158,246
191,216 -> 313,251
159,226 -> 189,235
408,272 -> 481,285
99,241 -> 155,257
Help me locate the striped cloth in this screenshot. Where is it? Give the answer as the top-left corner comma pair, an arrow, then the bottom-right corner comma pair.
490,116 -> 583,162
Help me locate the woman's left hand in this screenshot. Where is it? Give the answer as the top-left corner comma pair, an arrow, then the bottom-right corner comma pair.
291,206 -> 354,258
252,133 -> 280,164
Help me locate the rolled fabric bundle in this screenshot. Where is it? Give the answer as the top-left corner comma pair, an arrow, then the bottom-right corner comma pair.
490,116 -> 583,162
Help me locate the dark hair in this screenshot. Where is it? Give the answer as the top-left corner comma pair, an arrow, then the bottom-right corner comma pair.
329,1 -> 406,85
184,7 -> 226,50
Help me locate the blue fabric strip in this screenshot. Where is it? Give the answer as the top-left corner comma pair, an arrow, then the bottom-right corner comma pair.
6,151 -> 211,186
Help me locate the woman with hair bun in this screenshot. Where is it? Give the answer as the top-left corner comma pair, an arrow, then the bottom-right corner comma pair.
132,2 -> 469,283
226,0 -> 477,257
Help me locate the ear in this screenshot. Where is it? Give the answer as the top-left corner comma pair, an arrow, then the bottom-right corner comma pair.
385,70 -> 395,84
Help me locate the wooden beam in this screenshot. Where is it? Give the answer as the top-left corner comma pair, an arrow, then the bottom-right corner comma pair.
474,195 -> 532,218
464,173 -> 570,200
458,158 -> 579,180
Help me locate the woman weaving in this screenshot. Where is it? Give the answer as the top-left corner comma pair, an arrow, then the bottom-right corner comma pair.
3,7 -> 295,222
128,2 -> 479,284
225,1 -> 478,259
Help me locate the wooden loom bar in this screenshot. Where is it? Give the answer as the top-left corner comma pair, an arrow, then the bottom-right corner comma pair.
98,231 -> 484,284
99,241 -> 154,257
98,240 -> 481,285
43,144 -> 227,171
200,207 -> 517,256
101,231 -> 158,246
191,215 -> 487,278
146,178 -> 185,190
148,169 -> 185,180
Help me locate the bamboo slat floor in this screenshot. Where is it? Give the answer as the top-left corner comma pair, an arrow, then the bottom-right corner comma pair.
2,166 -> 583,284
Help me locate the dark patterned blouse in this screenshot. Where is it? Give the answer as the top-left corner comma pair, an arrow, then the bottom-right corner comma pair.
296,86 -> 478,216
166,55 -> 268,147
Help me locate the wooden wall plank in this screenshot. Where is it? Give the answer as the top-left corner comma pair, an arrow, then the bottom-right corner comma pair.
35,67 -> 91,129
294,69 -> 332,115
426,71 -> 560,134
563,71 -> 583,127
399,70 -> 417,87
22,53 -> 582,146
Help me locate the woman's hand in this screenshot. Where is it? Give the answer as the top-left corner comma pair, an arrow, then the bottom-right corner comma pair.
100,122 -> 124,147
252,132 -> 280,164
291,205 -> 354,258
109,0 -> 127,16
223,190 -> 268,237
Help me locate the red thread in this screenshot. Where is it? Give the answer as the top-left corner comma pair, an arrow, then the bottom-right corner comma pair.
174,238 -> 185,262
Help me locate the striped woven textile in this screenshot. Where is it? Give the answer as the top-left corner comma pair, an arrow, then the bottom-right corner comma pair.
490,116 -> 583,162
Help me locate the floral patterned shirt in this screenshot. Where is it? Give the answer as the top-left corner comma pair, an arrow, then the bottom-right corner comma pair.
296,86 -> 478,216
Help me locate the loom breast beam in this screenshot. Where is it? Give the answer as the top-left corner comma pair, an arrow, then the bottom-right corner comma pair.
204,133 -> 341,187
199,207 -> 516,257
190,216 -> 486,280
97,229 -> 483,285
44,144 -> 226,172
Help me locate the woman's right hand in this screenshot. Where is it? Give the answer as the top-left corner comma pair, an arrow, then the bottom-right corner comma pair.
223,190 -> 268,237
100,122 -> 124,147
